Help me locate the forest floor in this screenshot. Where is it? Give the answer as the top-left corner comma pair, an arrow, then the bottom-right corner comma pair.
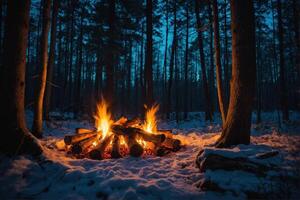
0,111 -> 300,200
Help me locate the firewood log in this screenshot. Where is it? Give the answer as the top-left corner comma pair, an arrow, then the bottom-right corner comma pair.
161,137 -> 181,151
89,134 -> 114,160
75,128 -> 96,134
157,130 -> 173,138
111,125 -> 165,145
154,146 -> 172,157
138,131 -> 166,145
71,135 -> 98,154
111,124 -> 132,136
124,135 -> 143,157
111,134 -> 122,158
114,116 -> 128,125
64,131 -> 97,145
124,117 -> 142,127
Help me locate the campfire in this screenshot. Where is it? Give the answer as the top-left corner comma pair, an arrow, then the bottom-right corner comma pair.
63,100 -> 181,159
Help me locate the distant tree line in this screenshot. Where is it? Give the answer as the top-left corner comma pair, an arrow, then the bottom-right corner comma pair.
0,0 -> 299,144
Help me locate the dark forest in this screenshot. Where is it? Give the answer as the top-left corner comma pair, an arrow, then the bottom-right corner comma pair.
0,0 -> 299,199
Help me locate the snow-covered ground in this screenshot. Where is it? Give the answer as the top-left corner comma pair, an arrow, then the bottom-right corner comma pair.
0,111 -> 299,200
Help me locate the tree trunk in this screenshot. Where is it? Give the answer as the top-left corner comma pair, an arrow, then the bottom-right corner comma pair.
277,0 -> 289,121
184,3 -> 189,120
215,0 -> 256,148
0,0 -> 2,63
140,26 -> 144,115
0,0 -> 42,154
166,1 -> 177,119
44,0 -> 59,120
32,0 -> 52,138
195,0 -> 213,121
104,0 -> 115,104
68,0 -> 75,108
127,40 -> 132,114
74,12 -> 84,117
212,0 -> 227,125
162,0 -> 169,118
293,0 -> 300,76
292,0 -> 300,110
208,3 -> 215,117
256,23 -> 262,124
223,0 -> 230,107
144,0 -> 154,106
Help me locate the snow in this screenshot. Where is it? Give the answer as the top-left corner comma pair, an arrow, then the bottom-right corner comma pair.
0,111 -> 299,199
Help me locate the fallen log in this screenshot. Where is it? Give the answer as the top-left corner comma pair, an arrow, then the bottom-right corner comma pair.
111,134 -> 122,158
198,153 -> 274,177
161,137 -> 181,151
255,151 -> 279,159
71,135 -> 98,154
64,131 -> 98,145
89,134 -> 114,160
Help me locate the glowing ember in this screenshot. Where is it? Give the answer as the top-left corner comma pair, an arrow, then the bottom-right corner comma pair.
119,135 -> 126,146
142,104 -> 159,133
136,136 -> 147,148
92,141 -> 98,147
94,98 -> 113,141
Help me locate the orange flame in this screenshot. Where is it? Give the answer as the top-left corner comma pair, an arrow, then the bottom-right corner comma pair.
136,136 -> 148,148
142,104 -> 159,133
94,98 -> 113,141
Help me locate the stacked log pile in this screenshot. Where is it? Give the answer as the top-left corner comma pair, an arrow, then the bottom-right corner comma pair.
63,118 -> 182,160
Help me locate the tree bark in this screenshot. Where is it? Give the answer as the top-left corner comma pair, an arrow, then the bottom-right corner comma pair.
223,0 -> 230,107
144,0 -> 154,106
0,0 -> 2,63
127,40 -> 132,114
74,11 -> 84,117
195,0 -> 213,121
162,0 -> 169,118
184,3 -> 189,120
32,0 -> 52,138
208,3 -> 215,117
166,1 -> 177,119
0,0 -> 42,154
215,0 -> 256,148
45,0 -> 59,120
293,0 -> 300,76
277,0 -> 289,121
212,0 -> 227,125
104,0 -> 115,104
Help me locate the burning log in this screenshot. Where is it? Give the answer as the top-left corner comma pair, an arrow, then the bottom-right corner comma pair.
75,128 -> 96,134
138,130 -> 165,146
158,129 -> 173,138
89,134 -> 114,160
114,116 -> 128,125
161,137 -> 181,151
125,135 -> 144,157
64,131 -> 97,145
124,117 -> 142,127
112,125 -> 165,145
111,134 -> 122,159
71,135 -> 98,154
155,146 -> 172,157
